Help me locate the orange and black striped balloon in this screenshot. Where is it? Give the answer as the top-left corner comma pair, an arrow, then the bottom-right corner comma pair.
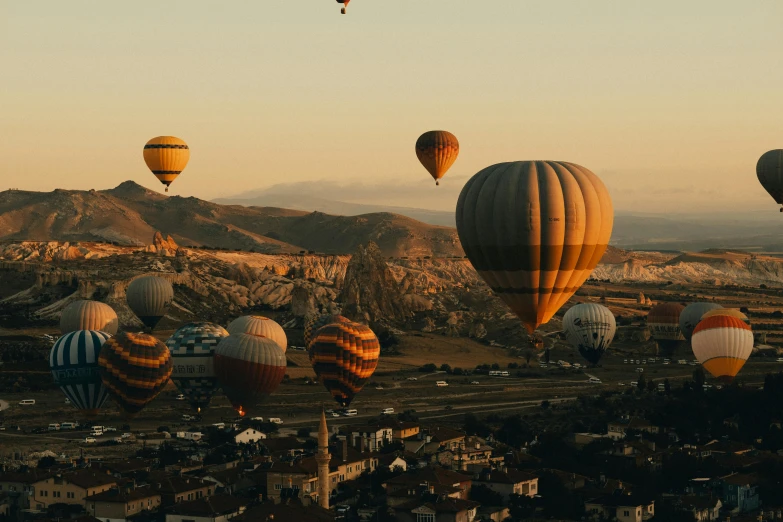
415,131 -> 459,186
143,136 -> 190,192
98,332 -> 172,416
304,314 -> 350,350
309,322 -> 380,407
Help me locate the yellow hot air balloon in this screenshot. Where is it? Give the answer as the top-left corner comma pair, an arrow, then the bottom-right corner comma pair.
416,131 -> 459,186
456,161 -> 613,333
143,136 -> 190,192
691,315 -> 753,383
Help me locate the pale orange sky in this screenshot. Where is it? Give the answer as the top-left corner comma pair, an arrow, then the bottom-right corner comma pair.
1,1 -> 782,213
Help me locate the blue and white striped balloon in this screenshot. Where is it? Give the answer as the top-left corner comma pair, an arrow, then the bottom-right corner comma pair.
49,330 -> 112,415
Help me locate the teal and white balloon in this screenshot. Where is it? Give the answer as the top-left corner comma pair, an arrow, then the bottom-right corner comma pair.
563,303 -> 616,365
49,330 -> 112,416
165,322 -> 229,413
679,302 -> 723,342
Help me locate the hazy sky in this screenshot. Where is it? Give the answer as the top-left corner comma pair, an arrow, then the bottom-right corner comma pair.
2,1 -> 782,214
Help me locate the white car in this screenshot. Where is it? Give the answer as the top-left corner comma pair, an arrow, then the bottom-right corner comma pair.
470,381 -> 480,385
636,368 -> 644,373
375,386 -> 384,390
176,394 -> 186,401
330,412 -> 340,418
618,382 -> 626,386
407,377 -> 418,381
588,377 -> 602,384
84,437 -> 97,444
103,426 -> 116,432
540,364 -> 548,368
777,357 -> 783,363
121,433 -> 133,439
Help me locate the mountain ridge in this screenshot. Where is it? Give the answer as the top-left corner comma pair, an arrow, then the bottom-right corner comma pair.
0,181 -> 462,257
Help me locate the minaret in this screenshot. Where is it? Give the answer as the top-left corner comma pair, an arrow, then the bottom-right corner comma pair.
315,408 -> 331,509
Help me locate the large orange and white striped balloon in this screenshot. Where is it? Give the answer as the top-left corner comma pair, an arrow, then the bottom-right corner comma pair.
691,315 -> 753,383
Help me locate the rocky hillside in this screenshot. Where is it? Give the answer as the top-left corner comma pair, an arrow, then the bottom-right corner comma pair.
0,182 -> 462,257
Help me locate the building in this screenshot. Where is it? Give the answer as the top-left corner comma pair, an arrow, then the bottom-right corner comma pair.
679,496 -> 722,521
233,428 -> 266,445
151,475 -> 213,506
720,473 -> 760,513
30,470 -> 117,510
0,470 -> 53,510
347,424 -> 393,452
607,417 -> 660,440
233,499 -> 333,522
384,466 -> 473,501
394,497 -> 481,522
392,422 -> 421,441
315,409 -> 331,509
85,486 -> 161,522
379,454 -> 408,472
585,494 -> 655,522
165,494 -> 248,522
452,437 -> 494,470
428,427 -> 467,451
473,468 -> 539,504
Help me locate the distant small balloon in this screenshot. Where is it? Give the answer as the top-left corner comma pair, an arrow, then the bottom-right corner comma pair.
60,300 -> 118,335
415,131 -> 459,186
756,149 -> 783,212
143,136 -> 190,193
126,276 -> 174,331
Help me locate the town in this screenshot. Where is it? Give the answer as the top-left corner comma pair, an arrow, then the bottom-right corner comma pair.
2,366 -> 782,522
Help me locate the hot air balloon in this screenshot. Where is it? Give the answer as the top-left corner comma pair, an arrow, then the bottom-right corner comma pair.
60,300 -> 118,335
50,330 -> 111,417
701,308 -> 750,325
647,302 -> 686,356
214,334 -> 286,416
415,131 -> 459,186
98,332 -> 172,417
456,161 -> 613,333
691,315 -> 753,383
126,276 -> 174,331
756,149 -> 783,212
337,0 -> 350,14
166,322 -> 229,413
304,314 -> 350,350
679,303 -> 723,342
563,303 -> 616,365
309,321 -> 380,408
143,136 -> 190,192
227,316 -> 287,352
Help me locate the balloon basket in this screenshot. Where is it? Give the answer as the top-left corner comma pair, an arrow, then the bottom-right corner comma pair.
341,8 -> 346,14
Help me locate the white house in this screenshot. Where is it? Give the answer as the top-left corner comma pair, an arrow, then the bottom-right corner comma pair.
349,425 -> 393,452
177,432 -> 203,441
233,428 -> 266,444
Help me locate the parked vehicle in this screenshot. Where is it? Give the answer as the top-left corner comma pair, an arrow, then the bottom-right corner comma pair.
341,410 -> 358,417
176,394 -> 186,401
407,377 -> 418,381
588,377 -> 602,384
84,437 -> 96,444
470,381 -> 480,385
435,381 -> 449,387
381,408 -> 395,415
268,418 -> 285,424
61,422 -> 77,430
636,368 -> 644,373
18,399 -> 35,406
121,433 -> 133,439
48,423 -> 61,431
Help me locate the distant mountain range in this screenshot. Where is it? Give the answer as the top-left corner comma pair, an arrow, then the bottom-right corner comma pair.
217,188 -> 783,253
0,182 -> 462,257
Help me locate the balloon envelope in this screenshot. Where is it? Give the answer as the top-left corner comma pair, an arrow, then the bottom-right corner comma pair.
647,303 -> 686,342
143,136 -> 189,192
50,330 -> 112,416
166,322 -> 229,413
701,308 -> 749,325
214,334 -> 286,416
98,332 -> 173,417
563,303 -> 616,365
679,303 -> 723,342
456,161 -> 613,333
756,149 -> 783,207
227,316 -> 287,352
415,131 -> 459,185
126,276 -> 174,330
692,315 -> 753,383
304,314 -> 350,350
309,321 -> 380,407
60,300 -> 118,335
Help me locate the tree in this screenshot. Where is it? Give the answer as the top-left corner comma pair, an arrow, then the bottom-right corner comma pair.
297,427 -> 311,437
664,378 -> 671,395
637,374 -> 646,392
692,368 -> 706,390
524,349 -> 534,364
440,363 -> 452,373
544,348 -> 551,364
419,363 -> 437,373
470,484 -> 503,506
464,413 -> 492,438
